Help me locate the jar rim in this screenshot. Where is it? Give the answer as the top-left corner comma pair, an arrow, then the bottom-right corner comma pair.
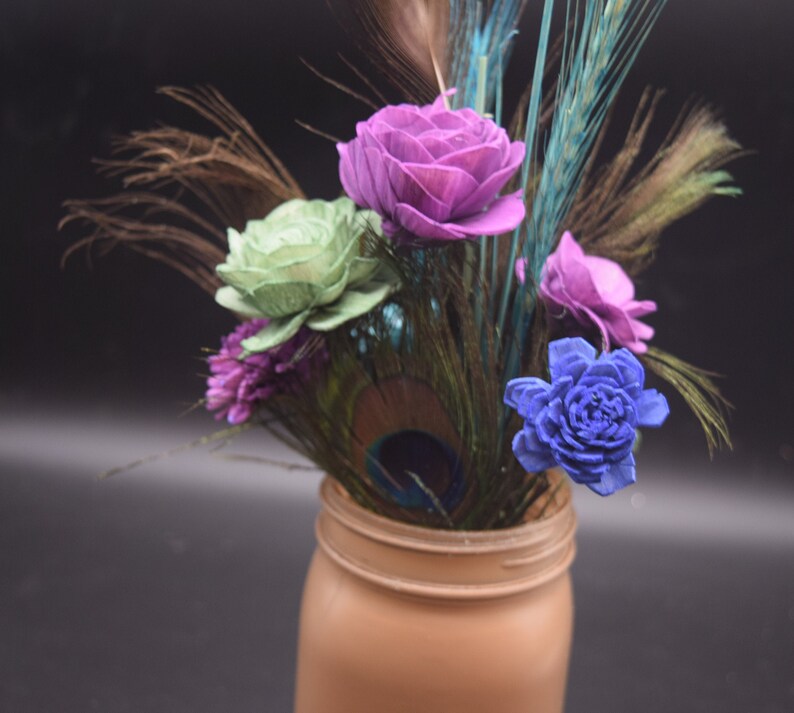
317,474 -> 576,598
320,472 -> 573,555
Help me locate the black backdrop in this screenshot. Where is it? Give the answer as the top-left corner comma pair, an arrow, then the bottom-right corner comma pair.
2,0 -> 793,477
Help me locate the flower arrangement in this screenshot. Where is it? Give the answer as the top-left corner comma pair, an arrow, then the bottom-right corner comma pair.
62,0 -> 739,530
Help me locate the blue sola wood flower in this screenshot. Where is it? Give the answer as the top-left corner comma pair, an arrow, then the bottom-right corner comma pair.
504,338 -> 670,496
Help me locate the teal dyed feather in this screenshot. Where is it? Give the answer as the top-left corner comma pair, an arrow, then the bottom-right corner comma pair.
495,0 -> 554,352
447,0 -> 526,116
524,0 -> 667,285
500,0 -> 667,385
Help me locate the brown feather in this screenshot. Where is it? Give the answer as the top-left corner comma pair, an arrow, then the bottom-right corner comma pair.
60,86 -> 303,295
349,0 -> 450,102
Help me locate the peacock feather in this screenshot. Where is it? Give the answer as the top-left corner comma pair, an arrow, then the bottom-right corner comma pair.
260,239 -> 553,529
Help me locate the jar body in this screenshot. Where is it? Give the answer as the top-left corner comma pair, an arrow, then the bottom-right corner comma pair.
294,478 -> 576,713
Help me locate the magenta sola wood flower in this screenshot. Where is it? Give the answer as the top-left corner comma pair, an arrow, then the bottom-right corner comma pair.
505,338 -> 669,496
518,232 -> 657,354
206,319 -> 326,425
337,92 -> 526,243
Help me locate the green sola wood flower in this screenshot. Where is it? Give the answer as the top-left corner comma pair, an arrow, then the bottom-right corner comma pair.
215,197 -> 399,353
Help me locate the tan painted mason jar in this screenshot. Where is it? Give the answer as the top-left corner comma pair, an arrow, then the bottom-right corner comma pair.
294,475 -> 576,713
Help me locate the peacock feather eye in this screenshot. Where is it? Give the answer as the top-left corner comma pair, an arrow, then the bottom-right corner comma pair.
365,429 -> 465,510
346,375 -> 471,519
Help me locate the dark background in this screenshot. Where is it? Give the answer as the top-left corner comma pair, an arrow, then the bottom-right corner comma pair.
2,2 -> 794,712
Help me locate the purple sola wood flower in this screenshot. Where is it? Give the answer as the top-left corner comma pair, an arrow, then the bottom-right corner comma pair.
337,91 -> 526,244
517,232 -> 657,354
504,338 -> 669,496
206,319 -> 326,425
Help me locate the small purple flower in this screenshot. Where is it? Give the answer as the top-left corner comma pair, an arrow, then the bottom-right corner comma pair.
337,91 -> 526,245
517,232 -> 657,354
206,319 -> 327,425
504,337 -> 669,496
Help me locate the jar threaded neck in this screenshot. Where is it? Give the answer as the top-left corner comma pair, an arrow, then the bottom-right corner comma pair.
316,476 -> 577,600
